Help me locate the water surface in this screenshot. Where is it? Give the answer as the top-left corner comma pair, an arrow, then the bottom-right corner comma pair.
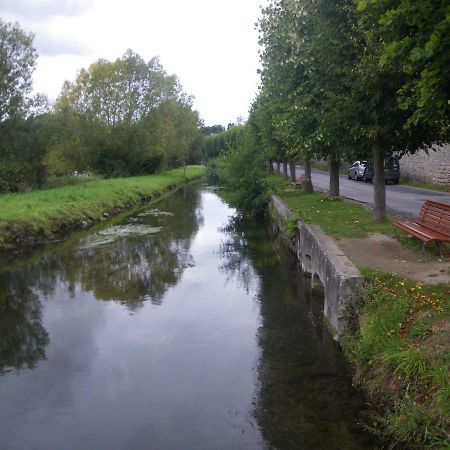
0,184 -> 373,449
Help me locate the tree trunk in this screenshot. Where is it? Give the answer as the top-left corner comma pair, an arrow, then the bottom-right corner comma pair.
329,155 -> 340,197
276,162 -> 281,174
289,160 -> 296,182
373,145 -> 386,223
268,160 -> 274,173
303,159 -> 314,193
283,160 -> 288,178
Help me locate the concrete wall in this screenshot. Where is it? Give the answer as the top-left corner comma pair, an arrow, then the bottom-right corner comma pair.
400,144 -> 450,184
269,196 -> 364,341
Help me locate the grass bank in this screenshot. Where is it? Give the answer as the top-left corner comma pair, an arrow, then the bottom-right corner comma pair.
342,270 -> 450,449
274,186 -> 449,447
402,181 -> 450,193
280,190 -> 393,238
0,166 -> 206,253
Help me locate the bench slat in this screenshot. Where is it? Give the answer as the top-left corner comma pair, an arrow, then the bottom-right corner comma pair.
394,200 -> 450,249
420,213 -> 450,225
420,208 -> 450,219
425,200 -> 450,211
419,216 -> 450,231
415,201 -> 450,236
394,221 -> 450,242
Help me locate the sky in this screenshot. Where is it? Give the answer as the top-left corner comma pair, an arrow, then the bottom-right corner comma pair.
0,0 -> 266,126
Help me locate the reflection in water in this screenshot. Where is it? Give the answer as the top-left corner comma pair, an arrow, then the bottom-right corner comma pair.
0,184 -> 374,449
66,187 -> 202,307
0,186 -> 202,373
220,217 -> 374,449
0,270 -> 49,374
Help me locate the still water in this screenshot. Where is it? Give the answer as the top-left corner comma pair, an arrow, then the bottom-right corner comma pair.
0,184 -> 374,449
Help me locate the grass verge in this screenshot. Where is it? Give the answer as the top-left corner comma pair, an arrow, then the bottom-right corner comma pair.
342,270 -> 450,449
280,190 -> 393,238
0,166 -> 206,252
402,181 -> 450,193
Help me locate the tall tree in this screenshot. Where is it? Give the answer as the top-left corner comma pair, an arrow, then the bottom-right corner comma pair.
0,19 -> 36,122
57,50 -> 180,127
352,2 -> 444,222
48,50 -> 199,178
356,0 -> 450,137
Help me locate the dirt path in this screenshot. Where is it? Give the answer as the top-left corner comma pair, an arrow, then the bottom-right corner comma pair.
336,233 -> 450,284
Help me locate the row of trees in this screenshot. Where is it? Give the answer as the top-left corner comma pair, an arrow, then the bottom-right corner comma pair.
209,0 -> 449,222
0,19 -> 205,192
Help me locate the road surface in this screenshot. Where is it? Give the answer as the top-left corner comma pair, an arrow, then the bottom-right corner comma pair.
293,166 -> 450,219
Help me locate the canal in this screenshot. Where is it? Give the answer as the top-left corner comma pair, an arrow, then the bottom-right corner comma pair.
0,183 -> 374,449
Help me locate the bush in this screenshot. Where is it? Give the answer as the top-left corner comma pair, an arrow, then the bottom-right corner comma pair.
215,126 -> 270,217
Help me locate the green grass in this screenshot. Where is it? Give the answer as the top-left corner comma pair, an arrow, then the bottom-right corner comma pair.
279,190 -> 394,238
44,173 -> 103,189
402,181 -> 450,193
265,174 -> 291,192
0,166 -> 206,251
342,270 -> 450,449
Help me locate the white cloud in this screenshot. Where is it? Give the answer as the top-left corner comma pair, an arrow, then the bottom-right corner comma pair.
0,0 -> 93,20
2,0 -> 267,126
34,32 -> 91,57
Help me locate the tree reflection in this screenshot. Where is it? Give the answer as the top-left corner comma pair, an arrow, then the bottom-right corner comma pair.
0,270 -> 49,374
0,185 -> 202,374
219,216 -> 374,449
65,186 -> 202,308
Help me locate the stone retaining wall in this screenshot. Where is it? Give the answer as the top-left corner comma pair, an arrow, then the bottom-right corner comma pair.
400,144 -> 450,184
269,195 -> 364,340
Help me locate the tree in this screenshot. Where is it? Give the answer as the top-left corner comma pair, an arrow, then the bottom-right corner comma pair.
216,125 -> 270,217
352,2 -> 444,222
356,0 -> 450,137
48,50 -> 199,178
257,0 -> 364,196
57,50 -> 180,127
200,124 -> 225,136
255,0 -> 444,222
0,19 -> 37,122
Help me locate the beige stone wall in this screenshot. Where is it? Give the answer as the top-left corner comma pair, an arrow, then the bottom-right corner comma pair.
400,144 -> 450,184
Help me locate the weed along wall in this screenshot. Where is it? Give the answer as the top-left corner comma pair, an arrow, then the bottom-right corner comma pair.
269,195 -> 364,340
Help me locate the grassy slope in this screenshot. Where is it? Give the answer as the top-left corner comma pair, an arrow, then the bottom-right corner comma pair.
0,166 -> 206,251
275,183 -> 449,448
280,190 -> 393,238
343,271 -> 449,449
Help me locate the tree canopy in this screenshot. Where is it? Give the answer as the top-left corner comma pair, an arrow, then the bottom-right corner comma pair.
0,20 -> 203,191
0,19 -> 37,122
356,0 -> 450,136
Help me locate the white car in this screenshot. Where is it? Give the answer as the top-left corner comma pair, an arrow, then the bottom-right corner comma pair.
348,160 -> 367,181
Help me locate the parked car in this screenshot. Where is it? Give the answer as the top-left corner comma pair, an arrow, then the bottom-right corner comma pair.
363,155 -> 400,184
347,160 -> 367,181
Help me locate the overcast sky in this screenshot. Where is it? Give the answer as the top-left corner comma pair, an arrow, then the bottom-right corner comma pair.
0,0 -> 266,126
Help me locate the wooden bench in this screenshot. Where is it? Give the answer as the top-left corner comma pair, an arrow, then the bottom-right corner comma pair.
394,200 -> 450,255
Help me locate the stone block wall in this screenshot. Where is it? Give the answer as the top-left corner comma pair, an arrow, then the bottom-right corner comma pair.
400,144 -> 450,184
270,195 -> 364,341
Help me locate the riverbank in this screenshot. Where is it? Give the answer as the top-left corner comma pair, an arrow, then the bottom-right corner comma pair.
271,190 -> 450,449
0,166 -> 206,254
280,189 -> 449,283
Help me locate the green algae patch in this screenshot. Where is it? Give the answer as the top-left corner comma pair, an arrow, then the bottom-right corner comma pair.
0,166 -> 206,253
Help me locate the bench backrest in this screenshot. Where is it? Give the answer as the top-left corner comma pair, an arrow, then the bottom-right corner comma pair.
417,200 -> 450,237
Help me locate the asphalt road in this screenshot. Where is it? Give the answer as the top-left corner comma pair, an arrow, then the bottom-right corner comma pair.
294,166 -> 450,219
